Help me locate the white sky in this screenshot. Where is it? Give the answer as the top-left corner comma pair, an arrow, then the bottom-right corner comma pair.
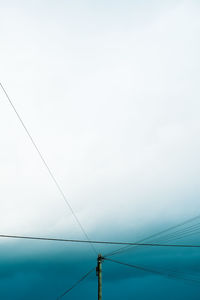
0,0 -> 200,240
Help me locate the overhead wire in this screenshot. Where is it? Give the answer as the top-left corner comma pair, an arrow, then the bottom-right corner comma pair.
150,223 -> 200,243
141,221 -> 200,244
1,233 -> 200,248
0,82 -> 97,255
113,222 -> 200,257
104,258 -> 200,286
132,221 -> 200,254
104,215 -> 200,257
153,266 -> 200,280
57,267 -> 95,299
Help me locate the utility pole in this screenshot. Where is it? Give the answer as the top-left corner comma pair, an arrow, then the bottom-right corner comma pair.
96,254 -> 102,300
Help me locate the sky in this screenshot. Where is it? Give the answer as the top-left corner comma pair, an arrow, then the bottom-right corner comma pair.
0,0 -> 200,299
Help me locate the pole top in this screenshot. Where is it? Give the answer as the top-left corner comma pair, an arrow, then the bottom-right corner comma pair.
97,254 -> 103,263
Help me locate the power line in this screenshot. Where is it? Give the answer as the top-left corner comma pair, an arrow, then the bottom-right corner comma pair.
120,224 -> 200,257
117,222 -> 200,257
104,258 -> 200,286
57,267 -> 95,299
0,82 -> 97,255
142,222 -> 200,245
1,234 -> 200,248
105,215 -> 200,257
153,266 -> 200,281
151,222 -> 200,244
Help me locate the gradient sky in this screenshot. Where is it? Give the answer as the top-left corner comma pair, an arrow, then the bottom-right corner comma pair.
0,0 -> 200,299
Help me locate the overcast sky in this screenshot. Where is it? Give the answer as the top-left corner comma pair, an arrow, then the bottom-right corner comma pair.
0,0 -> 200,299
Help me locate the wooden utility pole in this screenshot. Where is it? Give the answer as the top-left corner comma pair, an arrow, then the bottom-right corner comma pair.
96,254 -> 102,300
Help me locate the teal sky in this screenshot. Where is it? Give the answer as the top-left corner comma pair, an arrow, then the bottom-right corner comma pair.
0,0 -> 200,299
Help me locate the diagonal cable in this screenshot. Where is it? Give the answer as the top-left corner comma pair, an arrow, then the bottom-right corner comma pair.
57,267 -> 95,299
104,258 -> 200,286
0,82 -> 97,255
105,215 -> 200,257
